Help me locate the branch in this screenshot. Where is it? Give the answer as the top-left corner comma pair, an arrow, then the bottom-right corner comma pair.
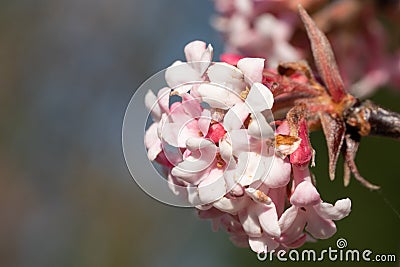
346,100 -> 400,140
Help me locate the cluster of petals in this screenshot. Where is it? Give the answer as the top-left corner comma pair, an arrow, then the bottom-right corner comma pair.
212,0 -> 400,97
145,40 -> 351,254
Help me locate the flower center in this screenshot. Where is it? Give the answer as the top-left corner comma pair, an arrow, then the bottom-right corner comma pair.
215,153 -> 225,168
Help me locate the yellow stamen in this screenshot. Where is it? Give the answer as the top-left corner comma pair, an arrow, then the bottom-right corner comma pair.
240,87 -> 250,100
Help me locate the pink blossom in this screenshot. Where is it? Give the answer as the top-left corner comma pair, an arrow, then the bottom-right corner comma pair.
144,40 -> 352,255
279,165 -> 351,246
213,0 -> 400,95
159,93 -> 204,148
213,0 -> 301,67
165,40 -> 213,94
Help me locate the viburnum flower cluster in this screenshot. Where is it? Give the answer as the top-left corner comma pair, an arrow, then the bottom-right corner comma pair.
212,0 -> 400,97
144,40 -> 351,254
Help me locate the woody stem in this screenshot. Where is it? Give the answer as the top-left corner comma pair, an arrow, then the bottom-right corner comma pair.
346,100 -> 400,140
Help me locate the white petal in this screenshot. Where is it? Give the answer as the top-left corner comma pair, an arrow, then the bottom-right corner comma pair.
219,137 -> 233,164
228,129 -> 252,156
235,152 -> 269,186
186,137 -> 215,151
144,122 -> 159,149
249,235 -> 279,253
144,123 -> 162,160
239,209 -> 262,237
169,102 -> 192,125
157,87 -> 171,114
314,198 -> 351,221
157,113 -> 168,139
161,120 -> 200,147
171,163 -> 207,184
171,139 -> 217,181
280,209 -> 307,244
167,173 -> 188,199
237,57 -> 265,84
184,41 -> 213,63
305,208 -> 337,239
263,156 -> 291,188
248,112 -> 274,139
145,90 -> 161,121
256,203 -> 281,238
290,181 -> 321,207
184,40 -> 207,62
245,82 -> 274,112
165,61 -> 202,89
278,206 -> 299,232
213,196 -> 248,214
197,83 -> 242,109
187,185 -> 201,206
198,109 -> 211,136
184,41 -> 213,75
206,62 -> 246,92
198,168 -> 227,204
224,172 -> 244,197
181,93 -> 202,117
248,236 -> 267,254
201,44 -> 213,62
159,121 -> 179,146
223,102 -> 249,131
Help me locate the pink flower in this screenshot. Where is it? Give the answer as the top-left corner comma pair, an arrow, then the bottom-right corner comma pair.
144,40 -> 353,255
171,137 -> 228,205
213,0 -> 400,95
165,40 -> 213,94
279,165 -> 351,247
159,93 -> 204,148
213,0 -> 301,67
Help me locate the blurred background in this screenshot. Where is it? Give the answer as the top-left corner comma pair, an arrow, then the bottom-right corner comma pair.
0,0 -> 399,266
